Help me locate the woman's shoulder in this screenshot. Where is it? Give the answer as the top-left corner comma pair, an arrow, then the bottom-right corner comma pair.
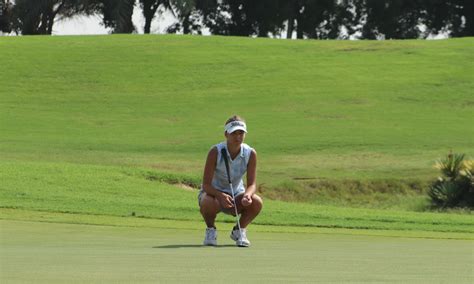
213,142 -> 226,152
242,143 -> 254,151
207,142 -> 223,151
241,143 -> 256,157
207,142 -> 225,160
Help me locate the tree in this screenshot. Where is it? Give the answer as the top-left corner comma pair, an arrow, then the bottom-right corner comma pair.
174,0 -> 203,34
140,0 -> 163,34
357,0 -> 425,39
13,0 -> 65,35
147,0 -> 199,35
202,0 -> 253,36
200,0 -> 286,37
422,0 -> 474,37
12,0 -> 86,35
5,0 -> 473,38
0,0 -> 13,33
11,0 -> 98,35
95,0 -> 135,33
296,0 -> 339,39
282,0 -> 358,40
199,0 -> 352,39
455,0 -> 474,36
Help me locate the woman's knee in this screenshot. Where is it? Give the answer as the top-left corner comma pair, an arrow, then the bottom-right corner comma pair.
200,194 -> 220,213
251,194 -> 263,212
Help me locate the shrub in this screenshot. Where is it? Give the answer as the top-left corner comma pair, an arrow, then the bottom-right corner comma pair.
429,153 -> 474,208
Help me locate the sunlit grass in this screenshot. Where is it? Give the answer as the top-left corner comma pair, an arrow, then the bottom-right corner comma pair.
0,35 -> 473,226
1,161 -> 472,234
1,35 -> 473,183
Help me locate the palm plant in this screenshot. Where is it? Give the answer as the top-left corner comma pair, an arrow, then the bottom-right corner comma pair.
429,153 -> 473,208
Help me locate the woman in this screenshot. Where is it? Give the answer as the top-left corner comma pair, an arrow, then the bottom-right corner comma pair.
199,115 -> 263,247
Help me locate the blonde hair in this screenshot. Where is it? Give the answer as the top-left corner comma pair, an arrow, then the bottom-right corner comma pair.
225,115 -> 245,125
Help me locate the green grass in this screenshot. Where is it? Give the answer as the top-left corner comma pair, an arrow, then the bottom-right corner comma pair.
1,161 -> 472,235
260,178 -> 432,210
1,35 -> 473,184
1,220 -> 473,283
0,35 -> 473,238
0,35 -> 473,282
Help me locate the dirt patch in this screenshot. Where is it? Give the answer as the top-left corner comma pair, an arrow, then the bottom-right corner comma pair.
177,183 -> 198,192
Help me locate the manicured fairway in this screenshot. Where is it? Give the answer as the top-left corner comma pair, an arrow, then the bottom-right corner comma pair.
1,220 -> 472,283
1,36 -> 473,183
1,35 -> 473,283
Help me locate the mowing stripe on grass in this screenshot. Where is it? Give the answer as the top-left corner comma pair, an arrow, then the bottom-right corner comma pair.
1,209 -> 473,240
1,220 -> 473,283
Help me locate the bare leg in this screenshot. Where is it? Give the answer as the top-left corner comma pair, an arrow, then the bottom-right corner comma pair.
236,194 -> 263,229
199,193 -> 221,228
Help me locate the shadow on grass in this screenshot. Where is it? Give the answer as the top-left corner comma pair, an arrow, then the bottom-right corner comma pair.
153,244 -> 237,249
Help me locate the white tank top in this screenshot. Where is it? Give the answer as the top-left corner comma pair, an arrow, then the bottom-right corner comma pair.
211,142 -> 253,195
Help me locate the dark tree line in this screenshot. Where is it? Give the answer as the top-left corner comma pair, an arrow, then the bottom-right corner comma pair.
1,0 -> 472,38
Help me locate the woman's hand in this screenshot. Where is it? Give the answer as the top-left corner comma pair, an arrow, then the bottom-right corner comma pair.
217,192 -> 234,209
241,193 -> 253,207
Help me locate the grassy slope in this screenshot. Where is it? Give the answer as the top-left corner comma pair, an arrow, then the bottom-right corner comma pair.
1,161 -> 472,237
0,35 -> 473,236
1,35 -> 473,183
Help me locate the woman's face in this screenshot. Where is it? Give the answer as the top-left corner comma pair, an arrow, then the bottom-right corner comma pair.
226,130 -> 246,145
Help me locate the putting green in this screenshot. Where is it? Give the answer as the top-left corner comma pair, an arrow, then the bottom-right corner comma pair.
1,220 -> 472,283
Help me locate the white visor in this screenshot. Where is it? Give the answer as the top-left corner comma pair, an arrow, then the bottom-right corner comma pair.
225,121 -> 247,134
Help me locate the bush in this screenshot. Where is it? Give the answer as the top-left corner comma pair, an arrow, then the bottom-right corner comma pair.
429,153 -> 474,208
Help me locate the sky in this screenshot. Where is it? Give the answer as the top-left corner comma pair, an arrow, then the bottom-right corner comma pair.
52,6 -> 178,35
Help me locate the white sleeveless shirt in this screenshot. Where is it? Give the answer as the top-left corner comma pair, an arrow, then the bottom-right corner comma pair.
211,142 -> 253,195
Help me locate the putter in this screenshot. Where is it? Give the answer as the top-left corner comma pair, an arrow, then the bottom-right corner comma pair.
220,148 -> 245,247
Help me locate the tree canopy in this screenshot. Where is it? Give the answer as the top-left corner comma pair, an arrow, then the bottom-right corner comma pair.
3,0 -> 473,38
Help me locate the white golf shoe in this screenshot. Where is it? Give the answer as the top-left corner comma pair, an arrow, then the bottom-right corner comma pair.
230,228 -> 250,247
203,227 -> 217,246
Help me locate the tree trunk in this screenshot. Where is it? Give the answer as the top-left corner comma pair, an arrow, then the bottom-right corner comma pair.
39,13 -> 48,34
286,0 -> 295,39
144,16 -> 152,33
114,0 -> 135,33
183,12 -> 191,34
46,13 -> 54,34
143,1 -> 160,34
46,1 -> 64,35
296,12 -> 304,39
287,17 -> 294,39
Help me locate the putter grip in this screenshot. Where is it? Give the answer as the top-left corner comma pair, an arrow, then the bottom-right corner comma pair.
221,148 -> 232,184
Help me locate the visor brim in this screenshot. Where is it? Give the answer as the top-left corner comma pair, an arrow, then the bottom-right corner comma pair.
226,126 -> 247,134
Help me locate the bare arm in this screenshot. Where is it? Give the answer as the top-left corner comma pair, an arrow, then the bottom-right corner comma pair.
242,149 -> 257,205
